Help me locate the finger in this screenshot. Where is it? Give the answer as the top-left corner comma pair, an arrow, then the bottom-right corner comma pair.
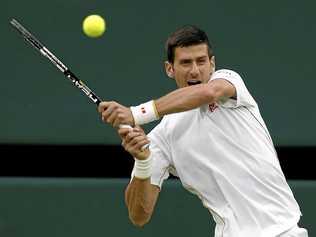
98,101 -> 110,113
133,127 -> 141,133
101,104 -> 115,121
129,133 -> 147,147
134,125 -> 144,133
136,139 -> 150,151
113,113 -> 126,128
127,131 -> 145,145
131,137 -> 150,151
117,127 -> 132,137
121,135 -> 133,151
118,128 -> 132,138
124,139 -> 133,153
133,126 -> 146,136
106,109 -> 118,125
125,131 -> 141,143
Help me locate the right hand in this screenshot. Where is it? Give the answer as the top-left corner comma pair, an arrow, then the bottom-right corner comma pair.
98,101 -> 135,128
118,126 -> 150,160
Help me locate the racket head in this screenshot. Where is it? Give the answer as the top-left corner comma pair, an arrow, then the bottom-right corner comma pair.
10,18 -> 44,51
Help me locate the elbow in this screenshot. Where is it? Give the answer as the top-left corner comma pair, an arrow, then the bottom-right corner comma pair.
202,82 -> 228,104
127,204 -> 153,228
201,85 -> 217,104
129,212 -> 151,228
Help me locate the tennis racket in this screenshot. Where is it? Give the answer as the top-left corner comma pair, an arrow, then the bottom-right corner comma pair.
10,18 -> 102,105
10,18 -> 149,150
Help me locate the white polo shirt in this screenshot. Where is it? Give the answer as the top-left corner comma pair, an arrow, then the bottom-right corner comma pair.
133,69 -> 302,237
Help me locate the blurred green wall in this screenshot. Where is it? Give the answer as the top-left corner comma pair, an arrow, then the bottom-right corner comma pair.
0,178 -> 314,237
1,0 -> 315,145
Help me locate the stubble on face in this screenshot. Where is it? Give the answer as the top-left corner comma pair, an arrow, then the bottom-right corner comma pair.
172,44 -> 214,88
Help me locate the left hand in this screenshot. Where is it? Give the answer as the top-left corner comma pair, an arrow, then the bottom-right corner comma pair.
98,101 -> 135,127
118,126 -> 150,160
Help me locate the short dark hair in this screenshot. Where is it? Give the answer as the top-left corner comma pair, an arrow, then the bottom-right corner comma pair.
165,25 -> 213,63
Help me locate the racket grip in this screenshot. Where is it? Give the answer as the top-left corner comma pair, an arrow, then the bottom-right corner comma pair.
119,125 -> 150,151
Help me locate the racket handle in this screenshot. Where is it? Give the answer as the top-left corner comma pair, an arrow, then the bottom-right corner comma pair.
118,124 -> 133,129
119,124 -> 150,151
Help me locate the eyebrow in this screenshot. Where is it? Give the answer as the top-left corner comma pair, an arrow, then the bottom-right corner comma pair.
179,56 -> 208,63
197,56 -> 208,60
179,58 -> 192,63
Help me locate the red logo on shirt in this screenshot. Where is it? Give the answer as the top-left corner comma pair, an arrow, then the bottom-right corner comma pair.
208,103 -> 218,112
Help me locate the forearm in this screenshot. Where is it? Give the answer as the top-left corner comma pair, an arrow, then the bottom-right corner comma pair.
125,177 -> 158,227
155,84 -> 215,117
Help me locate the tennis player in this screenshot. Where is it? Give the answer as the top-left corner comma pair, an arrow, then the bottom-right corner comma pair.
98,25 -> 308,237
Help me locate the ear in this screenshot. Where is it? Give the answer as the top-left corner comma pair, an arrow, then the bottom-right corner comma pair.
210,56 -> 216,73
164,61 -> 174,79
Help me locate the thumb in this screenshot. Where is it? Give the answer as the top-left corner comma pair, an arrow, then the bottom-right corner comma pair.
134,125 -> 144,133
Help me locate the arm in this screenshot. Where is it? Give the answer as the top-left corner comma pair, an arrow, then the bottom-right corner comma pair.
98,78 -> 235,127
155,79 -> 236,117
125,177 -> 160,227
119,127 -> 160,227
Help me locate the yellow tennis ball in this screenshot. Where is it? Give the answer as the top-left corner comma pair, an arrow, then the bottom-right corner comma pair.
82,15 -> 106,38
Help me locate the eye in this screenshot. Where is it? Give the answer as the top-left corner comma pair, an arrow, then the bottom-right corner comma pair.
197,58 -> 207,65
180,59 -> 191,66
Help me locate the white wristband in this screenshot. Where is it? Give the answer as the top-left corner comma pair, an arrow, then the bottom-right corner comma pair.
134,155 -> 152,180
130,100 -> 159,125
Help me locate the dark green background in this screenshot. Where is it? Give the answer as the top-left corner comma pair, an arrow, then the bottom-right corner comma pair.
0,178 -> 314,237
1,0 -> 315,145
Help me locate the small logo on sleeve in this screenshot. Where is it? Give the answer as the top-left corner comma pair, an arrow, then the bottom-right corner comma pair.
141,107 -> 146,114
208,103 -> 218,112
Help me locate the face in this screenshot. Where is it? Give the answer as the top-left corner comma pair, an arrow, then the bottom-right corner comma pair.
165,44 -> 215,88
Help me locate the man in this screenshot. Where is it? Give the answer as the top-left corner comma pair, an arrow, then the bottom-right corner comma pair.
98,25 -> 308,237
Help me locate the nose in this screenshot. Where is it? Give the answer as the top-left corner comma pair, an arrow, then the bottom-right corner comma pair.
190,62 -> 199,77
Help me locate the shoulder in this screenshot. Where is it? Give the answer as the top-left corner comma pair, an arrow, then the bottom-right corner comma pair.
211,69 -> 257,108
211,69 -> 243,82
211,68 -> 249,92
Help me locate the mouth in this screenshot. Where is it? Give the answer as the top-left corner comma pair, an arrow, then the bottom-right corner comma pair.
187,80 -> 202,86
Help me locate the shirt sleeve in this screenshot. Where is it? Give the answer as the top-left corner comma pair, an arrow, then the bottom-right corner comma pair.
130,121 -> 171,189
210,69 -> 257,108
